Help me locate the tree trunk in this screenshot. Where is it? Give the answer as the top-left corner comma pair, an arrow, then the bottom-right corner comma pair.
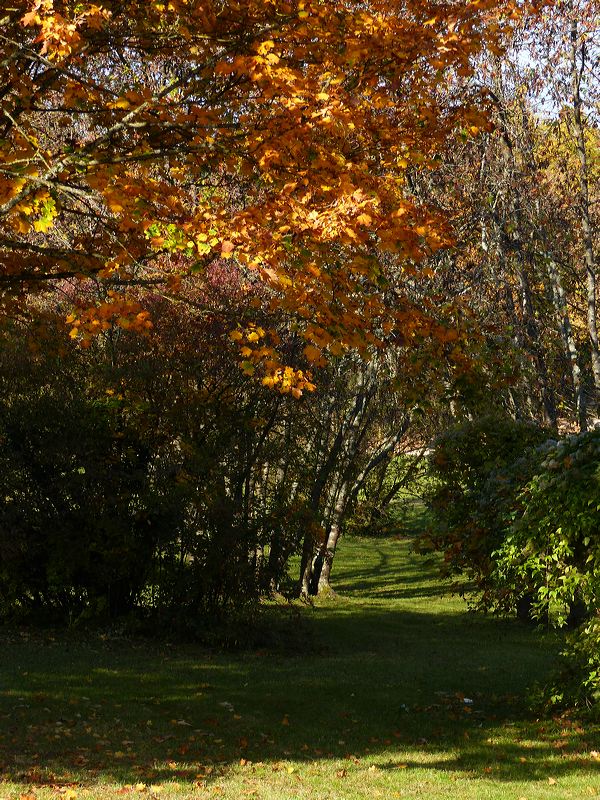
546,256 -> 587,430
569,9 -> 600,406
315,481 -> 349,592
299,364 -> 375,596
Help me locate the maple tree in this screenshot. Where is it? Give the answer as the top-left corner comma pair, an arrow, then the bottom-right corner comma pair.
1,0 -> 533,390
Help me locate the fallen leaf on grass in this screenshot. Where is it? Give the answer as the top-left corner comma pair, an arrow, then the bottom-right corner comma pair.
548,777 -> 557,785
336,769 -> 347,778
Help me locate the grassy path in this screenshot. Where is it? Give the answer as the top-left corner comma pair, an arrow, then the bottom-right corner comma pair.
1,534 -> 599,800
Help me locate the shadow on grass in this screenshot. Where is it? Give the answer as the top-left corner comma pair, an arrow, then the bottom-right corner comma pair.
1,534 -> 598,791
0,606 -> 596,789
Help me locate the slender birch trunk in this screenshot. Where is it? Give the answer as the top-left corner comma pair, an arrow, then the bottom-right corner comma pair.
569,9 -> 600,405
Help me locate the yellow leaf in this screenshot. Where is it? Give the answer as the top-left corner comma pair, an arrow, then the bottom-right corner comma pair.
33,216 -> 55,233
109,97 -> 132,110
303,345 -> 321,363
256,40 -> 275,55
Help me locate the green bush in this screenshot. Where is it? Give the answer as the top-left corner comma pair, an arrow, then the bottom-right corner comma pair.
493,429 -> 600,706
496,430 -> 600,620
424,416 -> 600,708
420,413 -> 550,604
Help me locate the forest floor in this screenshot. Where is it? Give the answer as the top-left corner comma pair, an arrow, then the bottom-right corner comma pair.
1,518 -> 599,800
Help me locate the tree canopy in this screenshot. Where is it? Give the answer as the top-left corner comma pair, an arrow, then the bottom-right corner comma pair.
1,0 -> 528,390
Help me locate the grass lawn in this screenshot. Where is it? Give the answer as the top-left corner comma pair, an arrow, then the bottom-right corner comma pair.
1,527 -> 599,800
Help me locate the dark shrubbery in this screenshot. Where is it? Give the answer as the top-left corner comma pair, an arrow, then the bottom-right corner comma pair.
0,349 -> 182,620
420,413 -> 550,605
0,328 -> 304,627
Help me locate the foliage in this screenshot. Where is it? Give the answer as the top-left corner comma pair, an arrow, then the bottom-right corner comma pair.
0,340 -> 168,619
424,415 -> 600,707
494,431 -> 600,620
0,322 -> 308,622
419,413 -> 550,601
542,617 -> 600,712
0,0 -> 536,390
493,429 -> 600,706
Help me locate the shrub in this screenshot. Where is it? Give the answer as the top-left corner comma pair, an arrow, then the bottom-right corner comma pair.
420,413 -> 550,604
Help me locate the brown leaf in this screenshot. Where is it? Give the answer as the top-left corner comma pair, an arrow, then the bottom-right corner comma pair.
220,241 -> 235,258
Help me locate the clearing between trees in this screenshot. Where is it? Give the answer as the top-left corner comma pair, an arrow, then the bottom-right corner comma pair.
1,531 -> 599,800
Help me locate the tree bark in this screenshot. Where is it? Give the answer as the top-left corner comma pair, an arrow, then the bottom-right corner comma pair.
569,9 -> 600,406
546,256 -> 587,430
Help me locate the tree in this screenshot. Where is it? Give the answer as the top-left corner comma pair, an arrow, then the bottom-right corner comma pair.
1,0 -> 536,390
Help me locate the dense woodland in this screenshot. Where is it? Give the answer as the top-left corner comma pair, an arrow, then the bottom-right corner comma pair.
1,0 -> 600,709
